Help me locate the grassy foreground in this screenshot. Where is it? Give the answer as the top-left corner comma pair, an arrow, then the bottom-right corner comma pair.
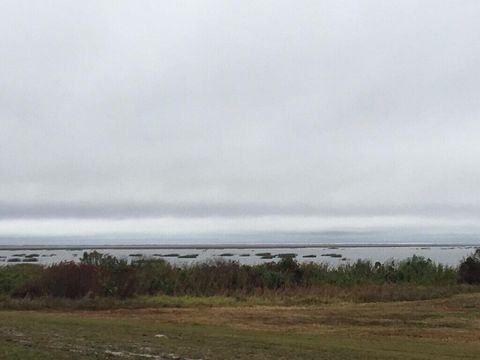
1,293 -> 480,359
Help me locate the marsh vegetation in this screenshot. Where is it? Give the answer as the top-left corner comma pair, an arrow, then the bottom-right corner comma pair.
0,250 -> 479,304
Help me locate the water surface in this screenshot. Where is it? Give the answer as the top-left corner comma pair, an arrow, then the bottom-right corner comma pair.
0,245 -> 476,267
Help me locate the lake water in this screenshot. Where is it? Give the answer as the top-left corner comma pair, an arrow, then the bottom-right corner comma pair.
0,245 -> 477,267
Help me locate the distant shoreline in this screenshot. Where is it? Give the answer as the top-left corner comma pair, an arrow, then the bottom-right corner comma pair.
0,243 -> 478,251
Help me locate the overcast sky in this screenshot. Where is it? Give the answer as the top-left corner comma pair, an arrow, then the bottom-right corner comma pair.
1,1 -> 480,242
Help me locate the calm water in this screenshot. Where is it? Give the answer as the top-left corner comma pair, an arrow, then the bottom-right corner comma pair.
0,246 -> 477,267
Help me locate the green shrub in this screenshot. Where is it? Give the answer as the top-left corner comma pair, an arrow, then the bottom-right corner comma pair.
43,263 -> 100,299
459,250 -> 480,284
0,264 -> 44,295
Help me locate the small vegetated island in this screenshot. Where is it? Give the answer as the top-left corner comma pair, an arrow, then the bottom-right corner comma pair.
1,250 -> 480,359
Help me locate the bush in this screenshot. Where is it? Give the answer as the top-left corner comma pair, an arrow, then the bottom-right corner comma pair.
11,281 -> 44,298
80,251 -> 137,298
43,263 -> 100,299
0,264 -> 44,296
133,259 -> 177,295
99,261 -> 136,298
459,249 -> 480,284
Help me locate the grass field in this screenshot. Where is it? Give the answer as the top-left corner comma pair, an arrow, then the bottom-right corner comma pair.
1,293 -> 480,359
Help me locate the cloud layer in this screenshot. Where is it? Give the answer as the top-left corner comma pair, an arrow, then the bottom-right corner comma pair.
1,1 -> 480,240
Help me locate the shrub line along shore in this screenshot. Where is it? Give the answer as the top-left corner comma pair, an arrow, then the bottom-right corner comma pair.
0,250 -> 479,308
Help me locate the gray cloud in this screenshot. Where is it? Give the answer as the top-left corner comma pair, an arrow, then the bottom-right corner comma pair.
1,1 -> 480,238
1,202 -> 480,220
